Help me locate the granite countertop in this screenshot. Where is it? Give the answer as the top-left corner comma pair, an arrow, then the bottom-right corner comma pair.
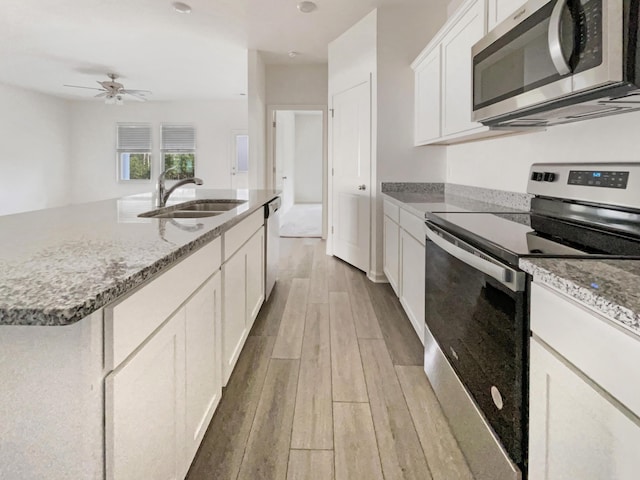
520,258 -> 640,337
382,191 -> 527,217
0,189 -> 279,326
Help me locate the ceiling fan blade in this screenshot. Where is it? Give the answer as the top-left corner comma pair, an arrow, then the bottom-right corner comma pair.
94,92 -> 109,98
123,91 -> 148,101
122,89 -> 152,95
63,84 -> 105,91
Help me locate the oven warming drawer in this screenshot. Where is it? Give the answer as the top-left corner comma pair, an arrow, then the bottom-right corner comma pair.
424,324 -> 521,480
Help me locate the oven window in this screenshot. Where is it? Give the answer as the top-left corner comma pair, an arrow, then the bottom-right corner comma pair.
474,0 -> 574,110
425,239 -> 527,465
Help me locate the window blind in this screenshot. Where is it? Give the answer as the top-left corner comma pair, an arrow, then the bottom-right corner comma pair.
161,124 -> 196,151
116,123 -> 152,151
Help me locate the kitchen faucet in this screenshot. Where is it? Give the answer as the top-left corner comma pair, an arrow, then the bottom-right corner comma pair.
156,166 -> 203,207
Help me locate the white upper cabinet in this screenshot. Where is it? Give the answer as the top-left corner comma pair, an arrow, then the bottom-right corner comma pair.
441,0 -> 486,136
413,0 -> 513,145
488,0 -> 527,32
414,45 -> 442,144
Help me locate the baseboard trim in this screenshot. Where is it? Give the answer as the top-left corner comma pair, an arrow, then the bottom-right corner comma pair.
367,271 -> 388,283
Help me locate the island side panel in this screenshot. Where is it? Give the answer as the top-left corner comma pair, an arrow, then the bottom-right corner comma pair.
0,309 -> 104,479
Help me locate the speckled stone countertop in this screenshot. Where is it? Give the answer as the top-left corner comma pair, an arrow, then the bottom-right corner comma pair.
0,189 -> 279,326
520,258 -> 640,337
381,191 -> 527,217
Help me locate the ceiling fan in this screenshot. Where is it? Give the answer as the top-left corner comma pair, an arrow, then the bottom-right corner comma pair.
64,73 -> 152,105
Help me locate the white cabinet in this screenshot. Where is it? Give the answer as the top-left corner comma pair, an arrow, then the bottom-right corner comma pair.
382,198 -> 425,344
529,283 -> 640,480
412,0 -> 512,145
106,308 -> 187,480
488,0 -> 527,31
441,0 -> 485,136
383,215 -> 400,295
222,224 -> 265,385
414,45 -> 441,144
399,229 -> 425,343
246,226 -> 265,326
185,274 -> 222,466
529,338 -> 640,480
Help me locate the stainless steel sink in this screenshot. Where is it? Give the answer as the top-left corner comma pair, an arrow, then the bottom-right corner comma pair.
150,211 -> 225,219
180,200 -> 246,212
138,199 -> 247,219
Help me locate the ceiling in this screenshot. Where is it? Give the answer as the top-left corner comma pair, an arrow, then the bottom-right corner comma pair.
0,0 -> 417,101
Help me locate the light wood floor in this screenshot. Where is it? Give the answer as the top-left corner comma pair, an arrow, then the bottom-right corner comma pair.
187,238 -> 474,480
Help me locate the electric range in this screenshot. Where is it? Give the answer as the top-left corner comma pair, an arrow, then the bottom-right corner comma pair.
422,163 -> 640,480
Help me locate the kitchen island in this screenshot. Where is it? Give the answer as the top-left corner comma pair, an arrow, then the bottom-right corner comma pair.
0,189 -> 279,480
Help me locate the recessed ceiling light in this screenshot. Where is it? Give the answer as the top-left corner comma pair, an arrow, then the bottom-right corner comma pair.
172,2 -> 192,14
297,1 -> 317,13
288,51 -> 300,58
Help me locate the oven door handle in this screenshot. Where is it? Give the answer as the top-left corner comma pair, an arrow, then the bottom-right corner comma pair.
425,225 -> 509,283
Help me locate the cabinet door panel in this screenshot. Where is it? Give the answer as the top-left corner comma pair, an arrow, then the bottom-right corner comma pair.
383,216 -> 400,295
442,0 -> 485,136
106,310 -> 186,480
185,273 -> 222,465
222,250 -> 247,385
414,46 -> 442,145
529,338 -> 640,480
246,228 -> 265,327
400,230 -> 425,344
488,0 -> 527,31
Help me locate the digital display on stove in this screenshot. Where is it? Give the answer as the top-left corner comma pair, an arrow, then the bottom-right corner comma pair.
568,170 -> 629,189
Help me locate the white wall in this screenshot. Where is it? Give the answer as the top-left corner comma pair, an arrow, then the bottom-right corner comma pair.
446,111 -> 640,193
248,50 -> 267,189
69,99 -> 247,203
447,0 -> 466,17
294,113 -> 323,203
0,83 -> 71,216
266,65 -> 328,106
377,1 -> 448,183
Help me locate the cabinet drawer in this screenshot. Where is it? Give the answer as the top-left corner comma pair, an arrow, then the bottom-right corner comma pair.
383,199 -> 400,223
105,238 -> 221,371
223,209 -> 264,261
531,283 -> 640,417
400,209 -> 426,245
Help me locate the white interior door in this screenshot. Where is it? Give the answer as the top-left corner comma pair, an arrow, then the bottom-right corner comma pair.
231,131 -> 249,189
275,111 -> 296,214
331,81 -> 371,272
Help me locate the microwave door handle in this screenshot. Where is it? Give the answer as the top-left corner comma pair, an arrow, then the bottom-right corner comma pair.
425,226 -> 508,283
548,0 -> 571,75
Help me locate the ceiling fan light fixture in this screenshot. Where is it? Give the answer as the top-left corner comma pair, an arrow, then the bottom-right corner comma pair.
172,2 -> 192,14
297,1 -> 317,13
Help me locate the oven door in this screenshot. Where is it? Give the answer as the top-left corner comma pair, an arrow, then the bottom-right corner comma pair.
424,222 -> 527,480
472,0 -> 615,124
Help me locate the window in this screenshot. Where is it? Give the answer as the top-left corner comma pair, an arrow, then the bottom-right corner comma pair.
116,123 -> 152,181
234,134 -> 249,174
161,124 -> 196,180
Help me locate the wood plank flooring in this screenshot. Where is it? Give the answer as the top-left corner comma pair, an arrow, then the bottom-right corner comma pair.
187,238 -> 473,480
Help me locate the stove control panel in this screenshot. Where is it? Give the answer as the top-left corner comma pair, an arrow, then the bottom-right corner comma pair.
567,170 -> 629,189
528,163 -> 640,210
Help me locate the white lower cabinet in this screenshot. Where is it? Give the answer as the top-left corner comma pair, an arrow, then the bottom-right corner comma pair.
529,283 -> 640,480
383,215 -> 400,295
222,225 -> 265,385
185,274 -> 222,465
246,226 -> 265,326
399,229 -> 425,343
106,308 -> 187,480
529,338 -> 640,480
382,199 -> 425,344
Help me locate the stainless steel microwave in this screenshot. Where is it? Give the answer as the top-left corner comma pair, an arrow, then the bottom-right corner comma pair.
472,0 -> 640,128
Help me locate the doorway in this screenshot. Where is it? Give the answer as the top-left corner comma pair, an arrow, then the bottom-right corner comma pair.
268,107 -> 327,238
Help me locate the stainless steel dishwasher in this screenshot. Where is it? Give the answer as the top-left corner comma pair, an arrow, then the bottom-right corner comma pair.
264,196 -> 281,301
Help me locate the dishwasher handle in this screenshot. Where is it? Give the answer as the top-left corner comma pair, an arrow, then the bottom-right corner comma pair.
425,223 -> 521,291
265,196 -> 282,219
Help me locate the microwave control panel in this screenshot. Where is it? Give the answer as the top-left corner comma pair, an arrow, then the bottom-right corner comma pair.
567,170 -> 629,189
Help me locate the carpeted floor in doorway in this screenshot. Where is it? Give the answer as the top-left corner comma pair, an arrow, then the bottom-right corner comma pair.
279,203 -> 322,237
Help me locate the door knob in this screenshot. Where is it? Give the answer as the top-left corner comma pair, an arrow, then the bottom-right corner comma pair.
282,176 -> 288,180
358,184 -> 366,190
